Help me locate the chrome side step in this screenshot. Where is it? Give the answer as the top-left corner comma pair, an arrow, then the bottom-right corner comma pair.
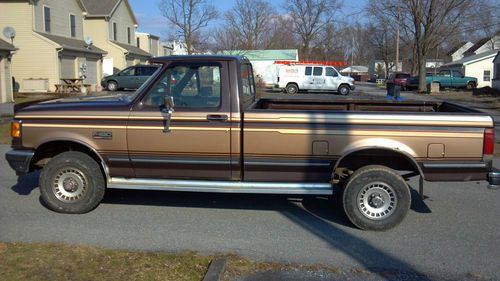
108,177 -> 333,195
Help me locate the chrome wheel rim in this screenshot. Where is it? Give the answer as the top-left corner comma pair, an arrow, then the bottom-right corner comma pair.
287,86 -> 297,94
53,168 -> 87,202
340,86 -> 348,95
357,182 -> 397,220
108,83 -> 116,91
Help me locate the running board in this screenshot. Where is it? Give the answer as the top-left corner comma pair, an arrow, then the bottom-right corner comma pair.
108,177 -> 333,195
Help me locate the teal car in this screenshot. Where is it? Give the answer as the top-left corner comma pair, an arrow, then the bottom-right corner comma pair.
408,69 -> 477,90
101,65 -> 160,91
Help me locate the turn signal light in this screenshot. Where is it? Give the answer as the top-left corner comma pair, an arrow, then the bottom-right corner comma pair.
483,128 -> 494,155
11,121 -> 21,138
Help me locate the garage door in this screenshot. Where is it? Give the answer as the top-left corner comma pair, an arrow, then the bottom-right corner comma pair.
84,58 -> 98,84
60,56 -> 76,78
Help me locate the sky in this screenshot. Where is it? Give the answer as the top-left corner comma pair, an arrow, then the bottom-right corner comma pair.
129,0 -> 368,40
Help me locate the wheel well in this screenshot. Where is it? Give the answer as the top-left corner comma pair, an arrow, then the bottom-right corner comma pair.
338,83 -> 351,89
31,141 -> 106,178
286,82 -> 298,88
333,148 -> 421,181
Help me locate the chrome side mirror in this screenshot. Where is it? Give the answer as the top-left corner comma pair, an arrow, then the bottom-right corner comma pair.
161,95 -> 174,133
164,95 -> 175,111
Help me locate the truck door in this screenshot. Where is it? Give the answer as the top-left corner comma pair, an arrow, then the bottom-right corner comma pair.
127,61 -> 232,180
312,67 -> 325,90
452,70 -> 463,87
303,66 -> 314,90
323,67 -> 339,91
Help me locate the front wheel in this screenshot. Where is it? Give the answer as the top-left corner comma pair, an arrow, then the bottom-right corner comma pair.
342,165 -> 410,231
40,151 -> 105,213
338,85 -> 350,95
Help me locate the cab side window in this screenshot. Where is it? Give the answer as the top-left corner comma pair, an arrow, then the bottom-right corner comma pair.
313,67 -> 323,76
142,64 -> 221,108
120,67 -> 134,76
325,67 -> 337,77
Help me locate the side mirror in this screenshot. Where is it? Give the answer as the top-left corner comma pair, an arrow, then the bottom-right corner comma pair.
161,96 -> 174,133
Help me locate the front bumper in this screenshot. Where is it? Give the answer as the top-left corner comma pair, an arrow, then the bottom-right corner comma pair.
350,85 -> 356,90
5,150 -> 34,174
488,171 -> 500,189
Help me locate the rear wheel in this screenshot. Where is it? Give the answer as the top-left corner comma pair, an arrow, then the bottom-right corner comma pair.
285,83 -> 299,94
107,81 -> 118,91
466,82 -> 476,90
40,151 -> 105,213
338,84 -> 350,95
342,165 -> 410,231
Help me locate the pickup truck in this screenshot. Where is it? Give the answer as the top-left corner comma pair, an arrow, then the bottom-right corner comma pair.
6,55 -> 499,231
408,69 -> 477,90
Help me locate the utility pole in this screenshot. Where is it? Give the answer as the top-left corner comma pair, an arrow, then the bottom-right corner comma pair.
395,4 -> 400,72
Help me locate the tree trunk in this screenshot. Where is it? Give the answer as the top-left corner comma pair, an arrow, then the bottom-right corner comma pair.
418,50 -> 427,93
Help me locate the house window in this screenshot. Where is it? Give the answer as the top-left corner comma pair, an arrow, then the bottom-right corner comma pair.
484,70 -> 491,82
44,6 -> 51,32
137,37 -> 140,48
113,22 -> 117,41
127,27 -> 131,44
70,14 -> 76,37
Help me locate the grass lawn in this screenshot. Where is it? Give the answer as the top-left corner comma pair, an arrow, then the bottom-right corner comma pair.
0,242 -> 211,281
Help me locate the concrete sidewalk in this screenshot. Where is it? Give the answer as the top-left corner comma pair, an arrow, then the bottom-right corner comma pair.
0,103 -> 13,116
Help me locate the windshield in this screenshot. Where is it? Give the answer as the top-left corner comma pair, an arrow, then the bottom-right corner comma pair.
122,66 -> 163,102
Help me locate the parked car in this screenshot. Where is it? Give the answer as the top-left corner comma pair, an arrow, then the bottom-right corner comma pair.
6,55 -> 499,231
101,64 -> 160,91
276,64 -> 355,95
387,72 -> 411,90
408,69 -> 477,90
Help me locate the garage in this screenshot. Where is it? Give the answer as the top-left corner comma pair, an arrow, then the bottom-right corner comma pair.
60,55 -> 76,78
84,57 -> 98,85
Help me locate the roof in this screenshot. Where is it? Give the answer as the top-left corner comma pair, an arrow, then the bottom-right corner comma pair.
446,41 -> 471,56
340,65 -> 368,73
463,37 -> 493,56
136,32 -> 160,40
442,49 -> 499,67
111,41 -> 151,57
80,0 -> 137,24
35,32 -> 106,55
0,38 -> 16,51
150,55 -> 249,64
220,49 -> 298,61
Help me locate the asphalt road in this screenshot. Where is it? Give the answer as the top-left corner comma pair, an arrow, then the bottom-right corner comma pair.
1,144 -> 500,280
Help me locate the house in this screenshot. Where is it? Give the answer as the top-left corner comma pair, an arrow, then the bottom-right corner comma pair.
442,49 -> 499,88
0,38 -> 16,103
463,35 -> 500,57
0,0 -> 107,92
136,32 -> 160,57
161,40 -> 189,56
221,49 -> 299,86
447,41 -> 474,62
493,52 -> 500,90
81,0 -> 151,76
340,65 -> 369,81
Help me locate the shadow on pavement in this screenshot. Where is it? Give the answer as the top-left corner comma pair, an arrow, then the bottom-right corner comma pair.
11,171 -> 40,195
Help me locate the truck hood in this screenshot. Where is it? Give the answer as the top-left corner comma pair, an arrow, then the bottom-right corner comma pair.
15,94 -> 132,114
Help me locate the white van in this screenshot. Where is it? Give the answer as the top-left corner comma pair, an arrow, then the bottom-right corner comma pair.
277,64 -> 355,95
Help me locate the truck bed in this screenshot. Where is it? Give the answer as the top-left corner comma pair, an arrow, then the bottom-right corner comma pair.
251,98 -> 480,113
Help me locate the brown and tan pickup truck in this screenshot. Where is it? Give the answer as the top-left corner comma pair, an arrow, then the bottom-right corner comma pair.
6,55 -> 499,230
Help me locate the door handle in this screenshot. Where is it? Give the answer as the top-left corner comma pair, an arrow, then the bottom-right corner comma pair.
207,114 -> 228,122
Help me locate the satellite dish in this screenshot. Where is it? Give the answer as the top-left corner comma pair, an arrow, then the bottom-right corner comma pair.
84,36 -> 93,46
3,26 -> 16,39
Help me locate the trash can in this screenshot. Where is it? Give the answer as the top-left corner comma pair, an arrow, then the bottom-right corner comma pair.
393,84 -> 401,99
386,82 -> 394,99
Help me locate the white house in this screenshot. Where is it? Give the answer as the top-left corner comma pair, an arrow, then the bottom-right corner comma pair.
492,52 -> 500,90
442,49 -> 499,88
463,36 -> 500,57
447,41 -> 474,62
161,40 -> 188,56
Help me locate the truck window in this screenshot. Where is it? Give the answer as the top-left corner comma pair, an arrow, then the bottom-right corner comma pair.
439,70 -> 450,77
305,67 -> 312,76
142,64 -> 221,108
325,67 -> 337,77
240,63 -> 256,107
453,70 -> 463,77
313,67 -> 323,76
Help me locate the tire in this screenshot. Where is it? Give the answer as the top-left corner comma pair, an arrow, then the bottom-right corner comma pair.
466,82 -> 476,90
338,84 -> 350,95
107,81 -> 118,91
342,165 -> 410,231
285,83 -> 299,94
39,151 -> 105,214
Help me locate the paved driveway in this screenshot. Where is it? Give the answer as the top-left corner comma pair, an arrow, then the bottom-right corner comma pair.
1,144 -> 499,280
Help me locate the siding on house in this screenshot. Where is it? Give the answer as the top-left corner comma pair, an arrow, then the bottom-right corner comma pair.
136,32 -> 160,56
107,1 -> 135,44
34,0 -> 84,39
0,2 -> 59,92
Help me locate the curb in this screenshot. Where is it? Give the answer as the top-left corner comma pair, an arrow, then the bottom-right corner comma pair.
203,258 -> 226,281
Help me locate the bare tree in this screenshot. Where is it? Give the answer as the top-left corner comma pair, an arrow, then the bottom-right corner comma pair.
159,0 -> 218,54
366,21 -> 396,79
223,0 -> 275,50
285,0 -> 341,60
264,15 -> 298,50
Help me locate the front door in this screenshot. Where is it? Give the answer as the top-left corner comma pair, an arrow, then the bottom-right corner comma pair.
323,67 -> 340,91
127,61 -> 232,180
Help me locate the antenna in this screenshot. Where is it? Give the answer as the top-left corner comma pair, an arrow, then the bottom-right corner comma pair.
84,36 -> 93,49
2,26 -> 16,44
